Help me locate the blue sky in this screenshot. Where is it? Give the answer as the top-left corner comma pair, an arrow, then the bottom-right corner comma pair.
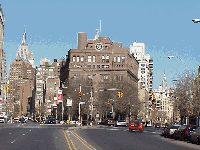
1,0 -> 200,89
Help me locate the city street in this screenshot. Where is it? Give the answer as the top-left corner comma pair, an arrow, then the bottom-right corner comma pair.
0,122 -> 200,150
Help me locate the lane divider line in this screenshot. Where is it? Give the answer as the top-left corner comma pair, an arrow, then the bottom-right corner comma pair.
62,130 -> 73,150
70,130 -> 96,150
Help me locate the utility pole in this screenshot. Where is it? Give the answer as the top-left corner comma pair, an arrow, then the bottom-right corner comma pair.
79,84 -> 81,125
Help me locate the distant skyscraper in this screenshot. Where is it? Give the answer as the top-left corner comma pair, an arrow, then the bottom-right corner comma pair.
16,29 -> 34,67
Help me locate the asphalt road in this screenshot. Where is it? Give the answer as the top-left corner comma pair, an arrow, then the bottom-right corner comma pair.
0,122 -> 200,150
73,126 -> 200,150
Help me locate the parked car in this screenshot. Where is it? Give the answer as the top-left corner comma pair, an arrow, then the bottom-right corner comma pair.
165,124 -> 181,138
0,117 -> 5,123
97,120 -> 103,125
19,118 -> 26,123
129,119 -> 143,132
13,117 -> 20,123
60,120 -> 66,124
45,116 -> 56,124
190,126 -> 200,144
161,124 -> 169,136
146,121 -> 152,127
103,118 -> 115,126
174,125 -> 197,141
115,120 -> 128,127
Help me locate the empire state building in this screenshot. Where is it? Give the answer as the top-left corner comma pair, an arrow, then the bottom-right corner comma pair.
16,29 -> 34,67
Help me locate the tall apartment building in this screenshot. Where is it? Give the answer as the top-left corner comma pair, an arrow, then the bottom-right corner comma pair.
0,4 -> 6,113
8,31 -> 35,117
130,41 -> 153,93
35,58 -> 61,116
63,30 -> 139,120
130,41 -> 153,122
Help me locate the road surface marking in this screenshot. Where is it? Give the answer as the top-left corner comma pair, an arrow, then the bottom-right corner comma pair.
63,130 -> 76,150
70,130 -> 96,150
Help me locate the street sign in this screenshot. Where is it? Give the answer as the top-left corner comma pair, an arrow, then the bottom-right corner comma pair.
80,102 -> 85,104
67,99 -> 72,106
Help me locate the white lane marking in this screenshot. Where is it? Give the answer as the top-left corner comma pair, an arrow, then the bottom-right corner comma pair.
11,140 -> 15,143
9,133 -> 11,134
22,134 -> 25,136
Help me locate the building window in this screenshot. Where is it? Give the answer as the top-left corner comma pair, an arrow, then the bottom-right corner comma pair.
118,56 -> 120,62
141,64 -> 145,67
141,68 -> 145,70
93,65 -> 95,68
88,55 -> 91,62
81,56 -> 84,62
93,55 -> 96,62
87,65 -> 91,68
102,55 -> 105,62
97,65 -> 100,68
106,56 -> 109,63
77,56 -> 80,62
122,57 -> 125,63
114,57 -> 116,63
141,71 -> 145,74
73,56 -> 76,62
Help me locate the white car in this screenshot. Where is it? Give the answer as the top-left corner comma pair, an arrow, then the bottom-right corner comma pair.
60,120 -> 66,124
115,120 -> 128,127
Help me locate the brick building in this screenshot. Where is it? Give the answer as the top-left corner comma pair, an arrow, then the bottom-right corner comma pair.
61,30 -> 139,120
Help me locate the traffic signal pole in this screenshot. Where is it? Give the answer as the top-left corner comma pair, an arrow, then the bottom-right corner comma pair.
79,84 -> 81,126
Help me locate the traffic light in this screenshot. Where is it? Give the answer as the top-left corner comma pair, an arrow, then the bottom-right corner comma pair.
120,92 -> 123,98
149,94 -> 152,100
118,92 -> 121,97
79,92 -> 82,98
152,94 -> 156,104
107,100 -> 110,104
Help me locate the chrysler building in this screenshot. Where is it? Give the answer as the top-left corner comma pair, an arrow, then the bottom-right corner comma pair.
16,29 -> 34,67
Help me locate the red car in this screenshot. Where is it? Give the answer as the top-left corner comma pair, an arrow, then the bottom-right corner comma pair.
129,119 -> 144,132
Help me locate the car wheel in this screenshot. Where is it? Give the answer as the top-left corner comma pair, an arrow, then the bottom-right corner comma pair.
129,129 -> 132,132
180,135 -> 184,141
173,134 -> 176,140
140,129 -> 143,133
197,137 -> 200,145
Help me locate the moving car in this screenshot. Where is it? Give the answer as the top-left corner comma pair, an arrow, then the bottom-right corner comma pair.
190,126 -> 200,144
174,125 -> 197,141
154,123 -> 162,128
129,119 -> 143,132
115,120 -> 128,127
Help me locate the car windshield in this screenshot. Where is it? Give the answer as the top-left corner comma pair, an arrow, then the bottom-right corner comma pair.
0,117 -> 4,119
118,120 -> 125,122
132,119 -> 142,123
171,126 -> 180,129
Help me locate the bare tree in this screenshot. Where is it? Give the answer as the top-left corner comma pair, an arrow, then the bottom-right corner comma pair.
97,74 -> 139,120
173,70 -> 198,124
